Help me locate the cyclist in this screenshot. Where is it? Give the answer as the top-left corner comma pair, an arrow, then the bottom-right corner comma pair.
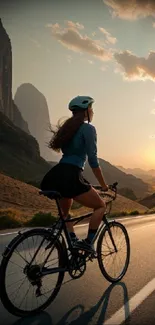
40,96 -> 108,253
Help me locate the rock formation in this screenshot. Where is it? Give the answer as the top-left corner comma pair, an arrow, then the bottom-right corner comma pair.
0,18 -> 29,133
14,83 -> 60,161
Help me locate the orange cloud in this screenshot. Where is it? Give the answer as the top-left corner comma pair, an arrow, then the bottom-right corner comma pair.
114,50 -> 155,81
104,0 -> 155,20
66,21 -> 84,30
99,27 -> 117,44
47,22 -> 112,61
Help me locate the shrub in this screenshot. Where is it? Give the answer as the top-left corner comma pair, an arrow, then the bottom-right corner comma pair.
128,210 -> 139,216
0,215 -> 22,230
26,211 -> 56,227
0,208 -> 25,229
145,209 -> 155,215
109,211 -> 128,218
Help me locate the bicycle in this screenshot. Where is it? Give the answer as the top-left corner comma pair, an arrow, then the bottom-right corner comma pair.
0,182 -> 130,317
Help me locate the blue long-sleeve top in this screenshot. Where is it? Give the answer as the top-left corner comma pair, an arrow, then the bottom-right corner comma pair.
59,122 -> 99,170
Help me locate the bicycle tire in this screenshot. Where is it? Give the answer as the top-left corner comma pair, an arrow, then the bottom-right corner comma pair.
0,228 -> 66,317
97,221 -> 130,283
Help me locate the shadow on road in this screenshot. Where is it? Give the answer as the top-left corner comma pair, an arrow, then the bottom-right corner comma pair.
12,311 -> 53,325
57,281 -> 130,324
12,281 -> 130,325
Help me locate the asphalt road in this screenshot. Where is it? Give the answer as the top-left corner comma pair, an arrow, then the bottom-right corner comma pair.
1,214 -> 155,325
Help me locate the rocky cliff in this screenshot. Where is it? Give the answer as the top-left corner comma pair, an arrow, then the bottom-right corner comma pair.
0,110 -> 52,186
0,18 -> 29,133
14,83 -> 59,161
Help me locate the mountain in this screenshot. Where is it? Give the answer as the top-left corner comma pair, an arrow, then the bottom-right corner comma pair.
0,111 -> 52,186
14,83 -> 60,162
0,18 -> 29,133
149,169 -> 155,177
116,165 -> 155,191
83,159 -> 151,199
139,193 -> 155,209
116,166 -> 155,177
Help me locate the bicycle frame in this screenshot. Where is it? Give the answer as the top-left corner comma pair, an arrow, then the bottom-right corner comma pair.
35,196 -> 116,277
26,186 -> 117,277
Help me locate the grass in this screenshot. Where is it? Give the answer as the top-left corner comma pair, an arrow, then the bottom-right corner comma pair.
0,207 -> 154,230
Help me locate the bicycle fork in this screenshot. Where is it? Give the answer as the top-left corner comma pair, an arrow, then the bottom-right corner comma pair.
106,222 -> 118,253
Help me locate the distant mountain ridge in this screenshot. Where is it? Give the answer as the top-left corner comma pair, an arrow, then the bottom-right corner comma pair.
116,166 -> 155,177
116,165 -> 155,192
84,159 -> 152,199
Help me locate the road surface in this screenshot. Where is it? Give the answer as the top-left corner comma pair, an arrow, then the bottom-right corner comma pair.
1,214 -> 155,325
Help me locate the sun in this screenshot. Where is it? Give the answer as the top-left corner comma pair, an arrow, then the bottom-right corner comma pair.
143,146 -> 155,168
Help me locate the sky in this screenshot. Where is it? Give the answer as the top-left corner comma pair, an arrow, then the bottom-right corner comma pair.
1,0 -> 155,170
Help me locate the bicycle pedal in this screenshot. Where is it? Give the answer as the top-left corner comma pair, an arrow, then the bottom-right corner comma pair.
90,252 -> 97,260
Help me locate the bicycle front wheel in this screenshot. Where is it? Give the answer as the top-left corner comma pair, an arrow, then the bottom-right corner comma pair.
97,221 -> 130,283
0,228 -> 66,317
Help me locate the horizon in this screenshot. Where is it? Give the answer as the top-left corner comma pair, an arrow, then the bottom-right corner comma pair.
1,0 -> 155,171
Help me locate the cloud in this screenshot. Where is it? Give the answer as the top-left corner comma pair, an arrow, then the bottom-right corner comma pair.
114,50 -> 155,81
104,0 -> 155,20
99,27 -> 117,44
46,23 -> 59,28
66,21 -> 84,30
47,22 -> 112,61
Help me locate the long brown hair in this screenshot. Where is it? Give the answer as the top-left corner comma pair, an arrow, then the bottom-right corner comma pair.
48,110 -> 85,152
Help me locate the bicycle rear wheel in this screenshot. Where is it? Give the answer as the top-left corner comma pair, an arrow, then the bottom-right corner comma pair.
97,221 -> 130,283
0,228 -> 66,317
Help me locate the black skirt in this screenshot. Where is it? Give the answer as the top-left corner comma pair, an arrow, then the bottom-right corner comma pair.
40,163 -> 91,198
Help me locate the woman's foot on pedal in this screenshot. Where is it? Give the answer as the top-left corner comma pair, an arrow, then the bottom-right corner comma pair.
73,238 -> 96,254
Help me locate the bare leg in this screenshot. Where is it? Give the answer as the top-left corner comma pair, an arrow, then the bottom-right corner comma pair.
59,198 -> 74,232
74,187 -> 106,232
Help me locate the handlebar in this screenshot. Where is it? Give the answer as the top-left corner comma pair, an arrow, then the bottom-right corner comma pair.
93,182 -> 118,201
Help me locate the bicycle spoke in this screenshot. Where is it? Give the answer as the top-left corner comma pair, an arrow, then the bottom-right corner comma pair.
18,282 -> 31,309
8,259 -> 24,269
14,249 -> 29,264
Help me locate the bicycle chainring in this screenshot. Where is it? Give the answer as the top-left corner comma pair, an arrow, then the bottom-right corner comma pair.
68,253 -> 86,279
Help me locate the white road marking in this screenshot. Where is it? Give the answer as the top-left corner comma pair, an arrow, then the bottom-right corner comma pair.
0,231 -> 19,236
104,278 -> 155,325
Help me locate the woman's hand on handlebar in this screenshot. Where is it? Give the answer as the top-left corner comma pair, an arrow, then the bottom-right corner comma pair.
101,185 -> 109,192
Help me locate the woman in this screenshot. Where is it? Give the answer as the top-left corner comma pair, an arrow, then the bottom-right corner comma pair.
40,96 -> 108,253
